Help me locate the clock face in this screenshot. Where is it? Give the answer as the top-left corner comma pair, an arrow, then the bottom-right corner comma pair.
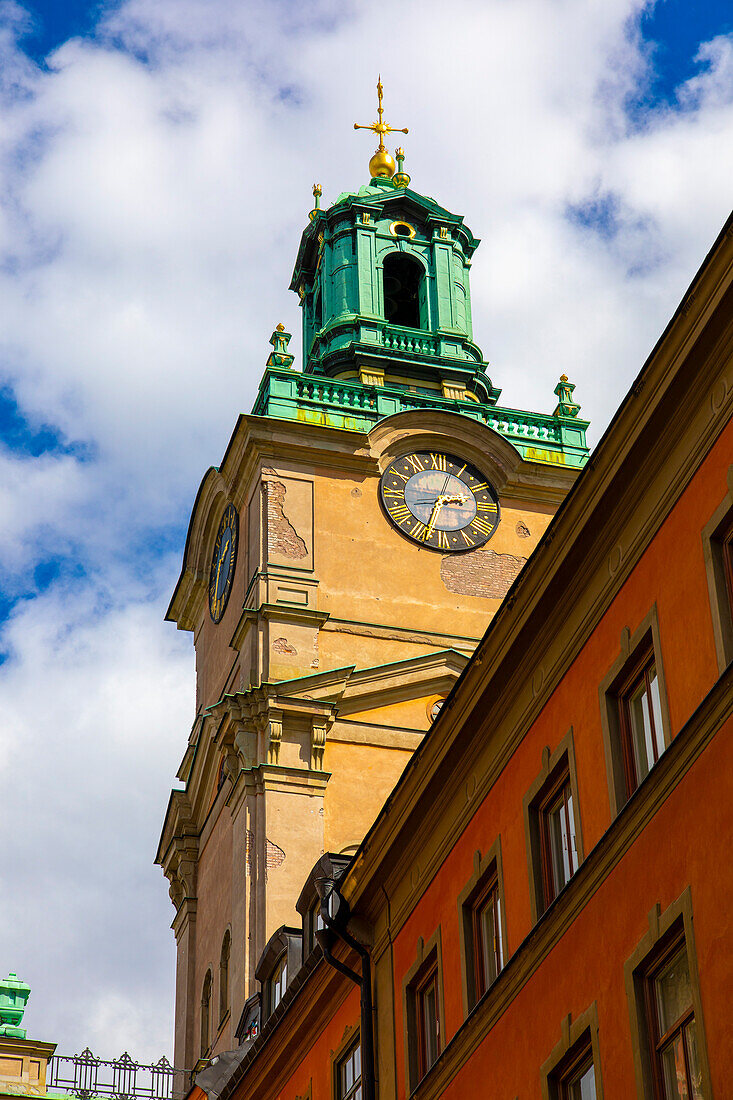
209,503 -> 239,623
379,452 -> 500,552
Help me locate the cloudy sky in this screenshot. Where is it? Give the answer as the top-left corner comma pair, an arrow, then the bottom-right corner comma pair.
1,0 -> 731,1066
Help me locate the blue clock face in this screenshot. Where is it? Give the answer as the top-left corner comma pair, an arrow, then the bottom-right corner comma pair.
379,452 -> 500,551
209,503 -> 239,623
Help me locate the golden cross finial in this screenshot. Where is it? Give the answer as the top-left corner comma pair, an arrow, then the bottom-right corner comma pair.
354,76 -> 408,151
354,77 -> 408,178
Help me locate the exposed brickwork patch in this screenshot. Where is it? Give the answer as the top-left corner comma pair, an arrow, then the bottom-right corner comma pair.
265,838 -> 285,881
273,636 -> 297,654
267,480 -> 307,559
441,546 -> 527,599
516,520 -> 531,538
244,831 -> 286,880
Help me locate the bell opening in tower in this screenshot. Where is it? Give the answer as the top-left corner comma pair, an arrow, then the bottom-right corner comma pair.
383,252 -> 424,329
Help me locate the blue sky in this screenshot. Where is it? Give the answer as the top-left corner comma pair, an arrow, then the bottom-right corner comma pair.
0,0 -> 731,1069
16,0 -> 733,105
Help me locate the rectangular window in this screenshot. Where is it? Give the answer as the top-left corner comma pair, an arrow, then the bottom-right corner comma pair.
703,492 -> 733,672
415,958 -> 440,1080
722,515 -> 733,611
555,1044 -> 597,1100
337,1037 -> 361,1100
646,939 -> 704,1100
305,900 -> 323,955
618,646 -> 665,797
403,930 -> 445,1092
539,769 -> 578,907
542,1005 -> 603,1100
471,872 -> 503,999
269,954 -> 287,1014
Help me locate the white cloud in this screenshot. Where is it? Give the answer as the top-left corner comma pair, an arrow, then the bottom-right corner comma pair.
0,0 -> 731,1064
0,570 -> 192,1059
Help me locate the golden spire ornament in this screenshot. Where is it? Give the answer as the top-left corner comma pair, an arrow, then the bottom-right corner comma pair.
354,77 -> 408,179
309,182 -> 322,221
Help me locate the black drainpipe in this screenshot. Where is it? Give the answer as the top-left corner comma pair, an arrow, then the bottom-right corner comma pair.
314,876 -> 376,1100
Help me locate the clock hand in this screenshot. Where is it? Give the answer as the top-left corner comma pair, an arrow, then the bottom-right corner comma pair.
423,498 -> 444,540
424,495 -> 453,540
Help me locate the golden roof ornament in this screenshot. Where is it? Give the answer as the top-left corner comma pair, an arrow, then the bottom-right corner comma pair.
309,183 -> 322,222
394,147 -> 410,188
354,77 -> 408,179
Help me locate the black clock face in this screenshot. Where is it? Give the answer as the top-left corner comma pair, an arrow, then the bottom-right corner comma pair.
209,503 -> 239,623
379,452 -> 500,552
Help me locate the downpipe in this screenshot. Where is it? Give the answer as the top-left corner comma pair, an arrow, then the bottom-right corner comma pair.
315,878 -> 376,1100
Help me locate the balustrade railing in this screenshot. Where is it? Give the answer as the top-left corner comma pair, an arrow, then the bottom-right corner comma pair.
381,325 -> 438,356
253,368 -> 579,458
294,377 -> 377,409
46,1050 -> 173,1100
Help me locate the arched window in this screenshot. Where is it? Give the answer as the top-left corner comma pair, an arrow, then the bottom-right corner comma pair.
219,931 -> 231,1025
200,969 -> 212,1057
383,252 -> 425,329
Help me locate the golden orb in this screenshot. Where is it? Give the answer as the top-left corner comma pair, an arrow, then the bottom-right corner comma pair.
369,149 -> 396,178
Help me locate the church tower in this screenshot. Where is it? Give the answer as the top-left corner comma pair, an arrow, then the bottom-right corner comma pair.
156,83 -> 589,1080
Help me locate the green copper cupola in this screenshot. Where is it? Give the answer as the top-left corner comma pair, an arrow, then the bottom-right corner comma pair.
290,175 -> 499,405
252,82 -> 589,470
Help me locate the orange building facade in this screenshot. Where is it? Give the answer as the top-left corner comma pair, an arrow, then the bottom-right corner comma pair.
187,211 -> 733,1100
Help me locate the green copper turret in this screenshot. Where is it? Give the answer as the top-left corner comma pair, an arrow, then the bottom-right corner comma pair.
252,139 -> 589,469
290,174 -> 500,404
0,973 -> 31,1038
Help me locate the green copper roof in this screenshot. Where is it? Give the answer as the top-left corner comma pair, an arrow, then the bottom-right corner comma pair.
254,174 -> 590,469
0,973 -> 31,1038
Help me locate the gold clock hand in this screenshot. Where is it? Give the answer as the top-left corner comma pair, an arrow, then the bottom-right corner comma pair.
425,496 -> 448,539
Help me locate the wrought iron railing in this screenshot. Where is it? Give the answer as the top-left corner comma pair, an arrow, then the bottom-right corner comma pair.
46,1050 -> 174,1100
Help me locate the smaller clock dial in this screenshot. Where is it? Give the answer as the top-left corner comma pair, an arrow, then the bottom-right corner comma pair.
209,503 -> 239,623
380,452 -> 500,552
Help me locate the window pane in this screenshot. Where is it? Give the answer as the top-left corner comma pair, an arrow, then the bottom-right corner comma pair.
549,803 -> 567,891
569,1063 -> 596,1100
684,1020 -> 704,1100
495,895 -> 504,969
629,677 -> 654,781
548,788 -> 576,891
338,1041 -> 361,1100
649,668 -> 665,761
660,1034 -> 688,1100
422,982 -> 438,1069
566,792 -> 578,874
479,893 -> 498,985
655,947 -> 692,1034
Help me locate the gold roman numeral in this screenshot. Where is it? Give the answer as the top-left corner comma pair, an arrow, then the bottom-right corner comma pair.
459,530 -> 475,547
435,530 -> 449,550
430,453 -> 447,471
405,454 -> 424,473
393,469 -> 410,482
471,517 -> 494,536
389,504 -> 411,522
409,520 -> 428,540
383,488 -> 403,498
471,481 -> 489,494
476,500 -> 498,513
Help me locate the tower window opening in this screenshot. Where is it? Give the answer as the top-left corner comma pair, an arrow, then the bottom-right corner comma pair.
313,290 -> 322,330
383,252 -> 424,329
